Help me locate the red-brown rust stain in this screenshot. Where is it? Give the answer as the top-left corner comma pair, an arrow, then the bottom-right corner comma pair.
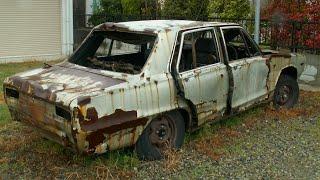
81,109 -> 142,131
79,109 -> 148,150
97,23 -> 156,35
86,107 -> 98,122
86,131 -> 106,151
11,94 -> 73,147
264,53 -> 292,59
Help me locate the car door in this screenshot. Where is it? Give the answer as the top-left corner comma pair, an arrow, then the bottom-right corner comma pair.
174,27 -> 229,125
220,26 -> 269,111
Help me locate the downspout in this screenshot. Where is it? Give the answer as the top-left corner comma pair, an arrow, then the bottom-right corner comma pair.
62,0 -> 74,56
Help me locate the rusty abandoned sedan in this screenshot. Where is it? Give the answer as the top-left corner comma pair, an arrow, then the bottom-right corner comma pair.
3,20 -> 305,160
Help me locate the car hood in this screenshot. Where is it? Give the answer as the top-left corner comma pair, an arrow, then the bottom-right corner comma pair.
4,62 -> 126,107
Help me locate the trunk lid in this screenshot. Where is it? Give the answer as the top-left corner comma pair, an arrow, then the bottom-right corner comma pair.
4,62 -> 125,106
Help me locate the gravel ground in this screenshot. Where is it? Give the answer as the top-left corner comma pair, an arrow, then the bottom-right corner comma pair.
136,116 -> 320,179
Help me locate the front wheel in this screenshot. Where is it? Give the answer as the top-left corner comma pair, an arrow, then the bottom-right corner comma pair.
135,111 -> 185,160
273,75 -> 299,108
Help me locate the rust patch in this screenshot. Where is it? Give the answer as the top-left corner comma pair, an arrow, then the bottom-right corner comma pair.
96,23 -> 156,35
86,131 -> 106,151
81,109 -> 148,133
86,107 -> 99,122
265,57 -> 271,93
263,53 -> 292,59
85,118 -> 147,151
5,63 -> 125,104
79,109 -> 148,151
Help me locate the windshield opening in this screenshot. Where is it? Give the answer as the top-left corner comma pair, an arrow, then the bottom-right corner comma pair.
69,31 -> 157,74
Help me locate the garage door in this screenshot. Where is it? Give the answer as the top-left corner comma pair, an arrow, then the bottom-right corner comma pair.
0,0 -> 61,58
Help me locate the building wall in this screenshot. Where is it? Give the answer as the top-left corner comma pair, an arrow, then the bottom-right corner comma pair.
0,0 -> 73,63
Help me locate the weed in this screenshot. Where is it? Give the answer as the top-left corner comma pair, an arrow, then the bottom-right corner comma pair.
65,172 -> 81,180
162,144 -> 182,172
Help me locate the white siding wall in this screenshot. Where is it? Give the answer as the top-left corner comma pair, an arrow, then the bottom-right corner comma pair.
0,0 -> 62,61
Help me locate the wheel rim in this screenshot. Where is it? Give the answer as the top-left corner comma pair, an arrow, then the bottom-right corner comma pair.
277,85 -> 291,105
148,115 -> 176,151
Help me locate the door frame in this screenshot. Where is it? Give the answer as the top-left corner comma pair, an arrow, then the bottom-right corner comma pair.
175,27 -> 224,73
219,25 -> 268,111
171,27 -> 230,125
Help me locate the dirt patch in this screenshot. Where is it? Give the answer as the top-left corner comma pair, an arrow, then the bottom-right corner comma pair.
0,127 -> 39,153
193,127 -> 242,161
0,93 -> 4,105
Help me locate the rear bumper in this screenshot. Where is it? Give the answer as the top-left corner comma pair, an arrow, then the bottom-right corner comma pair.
4,87 -> 76,150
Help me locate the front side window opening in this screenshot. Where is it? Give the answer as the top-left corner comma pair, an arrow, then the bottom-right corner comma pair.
69,31 -> 157,74
222,28 -> 261,61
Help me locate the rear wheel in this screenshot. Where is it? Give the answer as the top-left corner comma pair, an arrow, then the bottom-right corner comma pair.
273,75 -> 299,108
135,111 -> 185,160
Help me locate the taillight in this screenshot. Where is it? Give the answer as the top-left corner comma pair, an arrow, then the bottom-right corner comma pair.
5,88 -> 19,99
55,106 -> 71,121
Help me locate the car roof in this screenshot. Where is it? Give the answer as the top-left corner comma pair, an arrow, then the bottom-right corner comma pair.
95,20 -> 239,34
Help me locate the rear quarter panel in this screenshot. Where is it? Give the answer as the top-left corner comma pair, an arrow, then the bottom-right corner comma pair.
70,73 -> 188,154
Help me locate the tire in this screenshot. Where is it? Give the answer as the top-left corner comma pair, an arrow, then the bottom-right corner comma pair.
135,111 -> 185,160
273,75 -> 299,108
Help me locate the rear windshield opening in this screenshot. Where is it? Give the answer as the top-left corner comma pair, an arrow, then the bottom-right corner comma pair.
69,31 -> 157,74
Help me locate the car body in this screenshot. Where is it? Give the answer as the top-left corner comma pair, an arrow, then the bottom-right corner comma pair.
3,20 -> 305,159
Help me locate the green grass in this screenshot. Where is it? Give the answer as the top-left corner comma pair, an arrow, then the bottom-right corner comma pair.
35,139 -> 140,170
0,60 -> 62,127
0,104 -> 11,126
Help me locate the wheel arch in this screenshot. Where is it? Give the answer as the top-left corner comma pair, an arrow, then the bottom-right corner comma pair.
177,108 -> 193,132
279,66 -> 298,80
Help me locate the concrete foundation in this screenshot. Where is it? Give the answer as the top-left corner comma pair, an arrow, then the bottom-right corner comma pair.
299,53 -> 320,87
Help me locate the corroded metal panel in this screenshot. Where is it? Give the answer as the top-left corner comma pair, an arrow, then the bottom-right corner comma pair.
5,93 -> 74,148
69,72 -> 187,154
2,20 -> 306,155
229,57 -> 269,110
179,63 -> 229,125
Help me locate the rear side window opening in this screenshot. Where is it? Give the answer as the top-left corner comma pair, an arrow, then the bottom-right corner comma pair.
69,31 -> 157,74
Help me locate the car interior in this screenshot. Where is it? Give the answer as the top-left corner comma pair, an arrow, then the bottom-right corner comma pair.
69,31 -> 157,74
179,30 -> 220,72
222,28 -> 261,61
